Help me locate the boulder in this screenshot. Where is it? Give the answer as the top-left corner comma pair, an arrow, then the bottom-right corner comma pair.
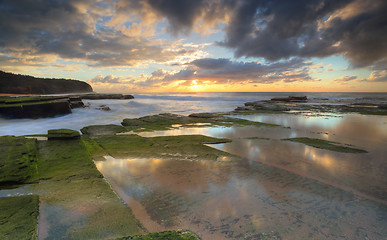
69,96 -> 84,108
80,93 -> 135,100
270,96 -> 307,102
123,94 -> 134,99
96,105 -> 111,111
235,106 -> 252,111
81,124 -> 127,136
47,129 -> 80,140
188,113 -> 217,118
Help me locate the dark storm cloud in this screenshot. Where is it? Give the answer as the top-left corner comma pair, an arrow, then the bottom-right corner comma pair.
143,0 -> 236,35
146,0 -> 205,35
221,0 -> 387,67
0,0 -> 89,52
2,0 -> 386,70
128,0 -> 387,67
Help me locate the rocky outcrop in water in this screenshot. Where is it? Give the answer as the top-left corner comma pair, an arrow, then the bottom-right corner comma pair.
270,96 -> 307,102
0,96 -> 82,119
0,70 -> 93,94
80,93 -> 134,100
0,93 -> 136,119
237,96 -> 387,115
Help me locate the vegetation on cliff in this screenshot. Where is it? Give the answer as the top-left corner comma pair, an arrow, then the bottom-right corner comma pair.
0,70 -> 92,94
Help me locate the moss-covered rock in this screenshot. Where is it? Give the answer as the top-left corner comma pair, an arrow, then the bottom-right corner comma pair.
92,134 -> 234,161
121,113 -> 277,132
47,129 -> 81,140
0,99 -> 72,119
188,112 -> 218,118
37,137 -> 101,181
34,137 -> 144,239
111,230 -> 200,240
0,95 -> 88,119
283,137 -> 368,153
0,136 -> 39,185
81,124 -> 127,137
0,195 -> 39,240
235,100 -> 387,116
80,93 -> 134,100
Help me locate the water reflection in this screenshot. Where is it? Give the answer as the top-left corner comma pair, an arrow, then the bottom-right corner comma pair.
96,156 -> 387,239
138,125 -> 297,140
136,113 -> 387,203
233,113 -> 387,148
212,139 -> 387,203
0,185 -> 33,197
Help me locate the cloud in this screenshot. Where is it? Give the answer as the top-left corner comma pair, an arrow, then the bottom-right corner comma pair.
188,58 -> 317,84
360,70 -> 387,82
138,0 -> 236,36
103,58 -> 319,89
333,70 -> 387,84
333,75 -> 358,84
220,0 -> 387,67
2,0 -> 387,82
89,74 -> 122,83
113,0 -> 387,67
0,0 -> 205,67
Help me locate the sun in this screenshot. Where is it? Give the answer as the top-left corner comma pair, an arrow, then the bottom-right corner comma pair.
189,80 -> 203,92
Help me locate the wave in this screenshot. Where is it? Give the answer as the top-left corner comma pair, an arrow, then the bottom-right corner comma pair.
2,92 -> 387,136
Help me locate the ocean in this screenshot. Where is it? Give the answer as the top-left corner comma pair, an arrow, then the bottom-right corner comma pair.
1,92 -> 387,239
1,92 -> 387,136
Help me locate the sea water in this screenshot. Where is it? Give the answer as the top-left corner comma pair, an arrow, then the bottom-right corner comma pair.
1,92 -> 387,136
2,92 -> 387,239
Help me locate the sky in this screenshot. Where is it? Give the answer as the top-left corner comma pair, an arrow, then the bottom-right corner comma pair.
1,0 -> 387,93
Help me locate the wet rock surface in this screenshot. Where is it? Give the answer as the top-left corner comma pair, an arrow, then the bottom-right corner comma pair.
0,96 -> 82,119
96,104 -> 111,111
236,97 -> 387,115
0,93 -> 135,119
81,124 -> 126,137
270,96 -> 307,102
80,93 -> 134,100
121,113 -> 277,132
47,129 -> 81,140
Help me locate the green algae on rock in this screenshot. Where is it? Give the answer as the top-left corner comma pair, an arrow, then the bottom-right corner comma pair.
81,136 -> 108,161
92,134 -> 234,161
34,137 -> 144,239
81,124 -> 127,137
234,100 -> 387,116
111,230 -> 200,240
47,129 -> 81,140
35,178 -> 144,240
0,95 -> 80,119
37,137 -> 102,181
0,195 -> 39,240
0,136 -> 39,185
283,137 -> 368,153
121,113 -> 277,132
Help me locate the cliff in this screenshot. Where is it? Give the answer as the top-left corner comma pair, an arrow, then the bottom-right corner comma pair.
0,70 -> 92,94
